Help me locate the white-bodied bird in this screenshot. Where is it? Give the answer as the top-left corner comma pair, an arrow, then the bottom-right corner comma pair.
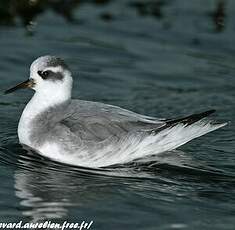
5,56 -> 227,167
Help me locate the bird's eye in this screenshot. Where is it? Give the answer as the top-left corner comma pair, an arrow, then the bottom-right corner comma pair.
37,70 -> 50,79
42,71 -> 49,77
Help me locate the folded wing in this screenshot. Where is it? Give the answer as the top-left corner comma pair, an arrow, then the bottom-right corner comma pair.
61,100 -> 165,142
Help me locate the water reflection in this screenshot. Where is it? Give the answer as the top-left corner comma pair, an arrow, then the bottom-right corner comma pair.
129,0 -> 167,19
14,160 -> 68,221
13,148 -> 129,222
13,149 -> 192,222
14,146 -> 229,223
211,0 -> 226,32
0,0 -> 113,28
14,160 -> 99,222
0,0 -> 229,34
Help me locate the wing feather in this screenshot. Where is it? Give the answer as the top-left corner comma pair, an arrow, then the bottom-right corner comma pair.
61,100 -> 165,142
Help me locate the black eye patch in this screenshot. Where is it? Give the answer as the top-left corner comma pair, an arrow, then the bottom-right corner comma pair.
37,70 -> 63,81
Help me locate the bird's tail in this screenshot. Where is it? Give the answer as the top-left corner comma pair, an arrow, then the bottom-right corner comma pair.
146,110 -> 227,153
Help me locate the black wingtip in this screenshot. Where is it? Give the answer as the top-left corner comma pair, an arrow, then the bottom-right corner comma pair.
165,109 -> 216,127
202,109 -> 216,116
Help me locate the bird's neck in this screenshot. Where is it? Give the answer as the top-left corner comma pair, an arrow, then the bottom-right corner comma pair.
24,89 -> 71,119
18,90 -> 71,145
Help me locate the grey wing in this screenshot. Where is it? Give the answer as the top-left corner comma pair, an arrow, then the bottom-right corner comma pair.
61,100 -> 165,142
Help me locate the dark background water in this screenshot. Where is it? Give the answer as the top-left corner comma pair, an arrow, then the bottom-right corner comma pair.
0,0 -> 234,229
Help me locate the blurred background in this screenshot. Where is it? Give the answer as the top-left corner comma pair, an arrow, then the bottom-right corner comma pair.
0,0 -> 234,229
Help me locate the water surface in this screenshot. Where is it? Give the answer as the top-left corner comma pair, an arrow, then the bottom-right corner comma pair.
0,0 -> 234,229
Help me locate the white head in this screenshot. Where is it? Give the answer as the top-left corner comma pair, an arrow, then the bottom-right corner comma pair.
5,55 -> 73,105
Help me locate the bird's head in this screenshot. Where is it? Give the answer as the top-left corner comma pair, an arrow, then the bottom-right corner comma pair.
5,55 -> 73,102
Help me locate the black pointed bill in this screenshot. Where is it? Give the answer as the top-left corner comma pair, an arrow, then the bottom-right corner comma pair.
4,79 -> 35,94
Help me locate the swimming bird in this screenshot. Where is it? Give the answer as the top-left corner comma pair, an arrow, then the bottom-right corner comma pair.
4,56 -> 227,167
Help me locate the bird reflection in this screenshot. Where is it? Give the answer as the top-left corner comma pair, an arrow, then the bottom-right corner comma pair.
13,148 -> 125,223
13,146 -> 194,222
13,146 -> 197,222
15,162 -> 70,221
13,145 -> 230,225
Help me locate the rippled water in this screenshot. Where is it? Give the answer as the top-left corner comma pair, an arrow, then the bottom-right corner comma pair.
0,0 -> 234,229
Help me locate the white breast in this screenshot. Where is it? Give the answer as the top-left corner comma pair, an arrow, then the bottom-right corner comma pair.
18,114 -> 32,146
18,98 -> 38,147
